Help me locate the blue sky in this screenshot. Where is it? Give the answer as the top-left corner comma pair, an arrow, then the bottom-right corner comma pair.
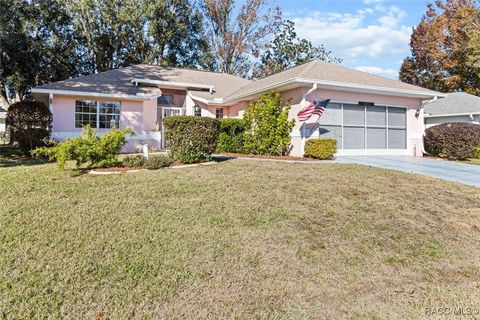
276,0 -> 430,79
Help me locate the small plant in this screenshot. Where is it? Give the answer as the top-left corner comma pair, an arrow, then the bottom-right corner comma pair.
33,125 -> 132,169
7,100 -> 52,154
304,138 -> 337,159
424,123 -> 480,160
476,147 -> 480,159
216,118 -> 245,153
122,155 -> 145,168
163,116 -> 220,164
144,154 -> 173,170
242,91 -> 295,156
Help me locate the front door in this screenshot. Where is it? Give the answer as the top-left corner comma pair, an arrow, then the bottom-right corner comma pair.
159,107 -> 186,149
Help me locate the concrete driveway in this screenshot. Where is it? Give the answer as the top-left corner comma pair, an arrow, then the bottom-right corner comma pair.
337,156 -> 480,188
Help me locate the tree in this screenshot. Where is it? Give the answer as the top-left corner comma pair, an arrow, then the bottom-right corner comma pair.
399,0 -> 480,94
0,0 -> 79,107
243,92 -> 295,156
65,0 -> 152,73
145,0 -> 208,67
254,20 -> 342,78
7,100 -> 52,154
200,0 -> 281,77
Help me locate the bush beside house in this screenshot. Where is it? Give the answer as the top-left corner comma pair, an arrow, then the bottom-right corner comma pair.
424,123 -> 480,160
216,118 -> 245,153
33,125 -> 132,169
7,100 -> 52,154
304,139 -> 337,159
163,116 -> 220,164
243,92 -> 295,156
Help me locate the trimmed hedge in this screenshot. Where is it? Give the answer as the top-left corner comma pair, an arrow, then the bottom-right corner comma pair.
163,116 -> 220,164
304,138 -> 337,159
144,154 -> 173,170
424,123 -> 480,160
7,100 -> 52,154
216,118 -> 245,153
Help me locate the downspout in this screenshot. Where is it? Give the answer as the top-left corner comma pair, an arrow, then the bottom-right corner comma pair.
421,95 -> 438,156
301,83 -> 318,155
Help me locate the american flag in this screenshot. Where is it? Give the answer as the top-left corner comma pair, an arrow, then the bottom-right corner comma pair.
297,99 -> 331,122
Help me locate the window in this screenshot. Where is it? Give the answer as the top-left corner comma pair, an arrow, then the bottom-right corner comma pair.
75,100 -> 120,129
157,95 -> 175,106
216,108 -> 224,119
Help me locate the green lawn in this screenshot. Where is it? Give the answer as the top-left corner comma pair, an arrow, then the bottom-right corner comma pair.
1,159 -> 479,319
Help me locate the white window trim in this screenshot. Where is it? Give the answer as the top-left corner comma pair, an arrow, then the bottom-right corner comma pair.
74,100 -> 121,129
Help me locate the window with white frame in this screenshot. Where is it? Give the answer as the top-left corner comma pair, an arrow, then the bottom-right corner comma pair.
216,108 -> 224,119
157,95 -> 175,106
75,100 -> 120,129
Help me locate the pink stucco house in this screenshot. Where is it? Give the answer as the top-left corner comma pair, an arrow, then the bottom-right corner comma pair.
31,60 -> 443,157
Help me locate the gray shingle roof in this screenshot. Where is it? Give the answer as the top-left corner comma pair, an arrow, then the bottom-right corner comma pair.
36,65 -> 251,99
225,60 -> 440,100
424,92 -> 480,115
34,60 -> 440,101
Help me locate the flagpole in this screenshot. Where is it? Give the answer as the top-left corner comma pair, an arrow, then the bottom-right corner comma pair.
301,83 -> 317,156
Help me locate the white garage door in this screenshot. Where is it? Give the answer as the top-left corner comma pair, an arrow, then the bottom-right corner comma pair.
317,102 -> 407,155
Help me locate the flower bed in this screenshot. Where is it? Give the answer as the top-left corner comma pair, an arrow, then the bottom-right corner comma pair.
218,152 -> 317,161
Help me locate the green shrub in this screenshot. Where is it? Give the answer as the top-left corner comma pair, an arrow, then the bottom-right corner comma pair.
216,118 -> 245,153
122,155 -> 145,168
243,91 -> 295,156
475,147 -> 480,159
144,154 -> 173,170
163,116 -> 220,164
7,100 -> 52,154
424,123 -> 480,160
33,125 -> 132,169
304,138 -> 337,159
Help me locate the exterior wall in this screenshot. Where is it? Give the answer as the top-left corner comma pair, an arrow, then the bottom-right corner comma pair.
49,95 -> 161,153
283,88 -> 424,157
425,115 -> 480,128
0,112 -> 5,132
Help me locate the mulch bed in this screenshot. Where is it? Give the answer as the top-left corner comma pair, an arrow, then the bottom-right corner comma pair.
218,153 -> 317,161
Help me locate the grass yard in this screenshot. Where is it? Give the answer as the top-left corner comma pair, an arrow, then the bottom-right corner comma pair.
1,158 -> 479,319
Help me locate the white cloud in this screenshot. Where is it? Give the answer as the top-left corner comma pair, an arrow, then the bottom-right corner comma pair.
289,3 -> 412,72
354,66 -> 399,79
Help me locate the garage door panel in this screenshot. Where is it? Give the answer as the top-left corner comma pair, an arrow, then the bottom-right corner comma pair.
343,104 -> 365,126
344,127 -> 365,149
367,128 -> 387,149
366,106 -> 386,126
388,129 -> 406,149
318,125 -> 342,149
319,103 -> 342,125
388,107 -> 406,127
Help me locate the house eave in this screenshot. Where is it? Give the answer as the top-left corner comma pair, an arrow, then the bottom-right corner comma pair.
131,78 -> 215,93
190,77 -> 445,105
30,88 -> 157,101
424,112 -> 480,118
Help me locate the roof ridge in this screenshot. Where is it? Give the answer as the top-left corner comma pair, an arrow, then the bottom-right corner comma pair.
135,64 -> 251,81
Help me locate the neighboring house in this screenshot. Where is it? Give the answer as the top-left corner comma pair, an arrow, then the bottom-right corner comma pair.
31,60 -> 442,157
424,92 -> 480,128
0,106 -> 6,133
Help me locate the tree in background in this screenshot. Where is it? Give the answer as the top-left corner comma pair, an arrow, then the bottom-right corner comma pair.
65,0 -> 152,73
242,92 -> 295,156
145,0 -> 208,68
200,0 -> 281,77
254,20 -> 342,78
0,0 -> 78,107
400,0 -> 480,94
